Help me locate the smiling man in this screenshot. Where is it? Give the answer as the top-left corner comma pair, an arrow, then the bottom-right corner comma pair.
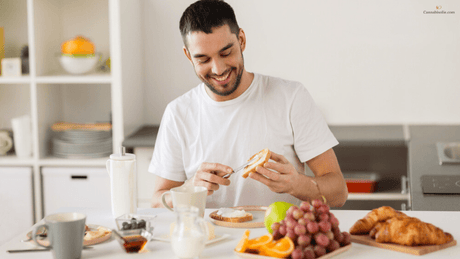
149,0 -> 348,209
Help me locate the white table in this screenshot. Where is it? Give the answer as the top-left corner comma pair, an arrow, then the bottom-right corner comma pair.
1,208 -> 459,258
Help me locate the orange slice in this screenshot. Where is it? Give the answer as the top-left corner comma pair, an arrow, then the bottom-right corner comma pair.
234,229 -> 251,253
247,234 -> 273,250
259,236 -> 294,258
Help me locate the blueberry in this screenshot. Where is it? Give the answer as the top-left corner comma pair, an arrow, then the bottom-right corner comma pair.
121,222 -> 129,230
138,220 -> 146,229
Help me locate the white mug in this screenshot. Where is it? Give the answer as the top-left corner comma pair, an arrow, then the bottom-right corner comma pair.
33,212 -> 86,259
161,185 -> 207,218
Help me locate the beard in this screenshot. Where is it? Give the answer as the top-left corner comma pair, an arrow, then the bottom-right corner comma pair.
203,67 -> 243,97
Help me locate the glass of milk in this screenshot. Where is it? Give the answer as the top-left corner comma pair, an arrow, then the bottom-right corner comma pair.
171,205 -> 208,259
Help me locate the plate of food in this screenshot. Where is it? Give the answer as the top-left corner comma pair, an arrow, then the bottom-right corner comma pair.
349,206 -> 456,255
26,224 -> 112,246
209,206 -> 268,228
234,243 -> 352,259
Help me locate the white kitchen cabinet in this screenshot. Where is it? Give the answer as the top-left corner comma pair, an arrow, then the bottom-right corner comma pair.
41,167 -> 111,215
0,0 -> 144,221
134,147 -> 156,208
0,167 -> 34,246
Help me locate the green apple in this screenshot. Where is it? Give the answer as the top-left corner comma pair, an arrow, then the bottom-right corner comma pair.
264,201 -> 295,233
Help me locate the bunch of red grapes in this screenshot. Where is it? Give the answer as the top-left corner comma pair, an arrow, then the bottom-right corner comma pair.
271,199 -> 351,259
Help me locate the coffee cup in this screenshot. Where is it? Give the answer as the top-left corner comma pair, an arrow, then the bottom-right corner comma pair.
161,186 -> 207,218
33,212 -> 86,259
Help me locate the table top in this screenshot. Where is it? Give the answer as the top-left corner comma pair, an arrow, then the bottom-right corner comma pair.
1,208 -> 459,258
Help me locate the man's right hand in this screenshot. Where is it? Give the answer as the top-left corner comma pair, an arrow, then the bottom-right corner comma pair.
192,162 -> 233,195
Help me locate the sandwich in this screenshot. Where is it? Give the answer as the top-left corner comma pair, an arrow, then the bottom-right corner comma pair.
241,148 -> 271,178
210,208 -> 253,223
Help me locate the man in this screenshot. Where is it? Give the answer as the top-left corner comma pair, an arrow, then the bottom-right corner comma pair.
150,0 -> 348,208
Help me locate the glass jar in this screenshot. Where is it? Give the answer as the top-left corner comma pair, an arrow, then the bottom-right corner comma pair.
171,206 -> 208,259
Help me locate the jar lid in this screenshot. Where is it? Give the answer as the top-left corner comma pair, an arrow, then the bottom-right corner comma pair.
109,153 -> 135,161
109,147 -> 135,160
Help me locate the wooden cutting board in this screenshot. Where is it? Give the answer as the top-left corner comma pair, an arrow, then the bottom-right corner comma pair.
209,206 -> 267,228
351,234 -> 457,255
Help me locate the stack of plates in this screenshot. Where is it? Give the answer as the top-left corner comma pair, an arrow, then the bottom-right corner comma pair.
52,130 -> 112,159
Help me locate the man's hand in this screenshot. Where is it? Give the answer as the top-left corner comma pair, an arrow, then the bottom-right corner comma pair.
192,162 -> 233,195
249,149 -> 348,207
248,151 -> 300,194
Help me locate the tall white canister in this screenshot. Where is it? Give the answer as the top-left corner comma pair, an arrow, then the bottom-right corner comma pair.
106,147 -> 137,218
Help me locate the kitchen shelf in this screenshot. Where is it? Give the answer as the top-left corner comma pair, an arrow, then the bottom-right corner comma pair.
35,72 -> 112,84
348,192 -> 409,201
38,157 -> 108,167
0,76 -> 31,84
0,155 -> 35,166
0,0 -> 145,222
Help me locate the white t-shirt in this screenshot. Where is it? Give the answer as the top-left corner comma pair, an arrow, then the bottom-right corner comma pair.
149,73 -> 338,208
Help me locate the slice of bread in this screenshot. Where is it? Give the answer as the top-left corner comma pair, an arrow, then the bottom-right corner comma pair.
83,226 -> 112,246
241,148 -> 271,178
209,212 -> 253,223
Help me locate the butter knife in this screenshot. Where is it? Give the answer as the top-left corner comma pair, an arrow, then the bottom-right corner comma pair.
223,156 -> 258,179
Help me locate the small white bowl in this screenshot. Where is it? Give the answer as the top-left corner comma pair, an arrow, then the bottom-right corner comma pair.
59,54 -> 100,74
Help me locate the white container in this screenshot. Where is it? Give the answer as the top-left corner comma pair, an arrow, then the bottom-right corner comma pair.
59,54 -> 100,74
0,167 -> 33,246
11,115 -> 32,158
41,167 -> 111,215
106,147 -> 137,218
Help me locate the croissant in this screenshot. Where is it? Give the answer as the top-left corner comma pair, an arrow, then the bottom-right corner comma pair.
349,206 -> 407,235
374,216 -> 453,246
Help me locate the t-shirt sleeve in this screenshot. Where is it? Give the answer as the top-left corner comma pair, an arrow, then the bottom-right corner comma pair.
290,85 -> 338,163
148,104 -> 188,182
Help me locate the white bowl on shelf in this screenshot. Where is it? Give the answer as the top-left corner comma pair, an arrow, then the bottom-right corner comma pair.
59,54 -> 100,74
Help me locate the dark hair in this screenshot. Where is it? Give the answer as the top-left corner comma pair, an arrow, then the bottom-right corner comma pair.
180,0 -> 240,46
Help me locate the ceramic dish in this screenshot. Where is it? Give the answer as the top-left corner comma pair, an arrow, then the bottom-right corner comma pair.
26,224 -> 112,246
234,243 -> 352,259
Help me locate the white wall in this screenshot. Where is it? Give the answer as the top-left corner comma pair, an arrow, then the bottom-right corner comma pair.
143,0 -> 460,125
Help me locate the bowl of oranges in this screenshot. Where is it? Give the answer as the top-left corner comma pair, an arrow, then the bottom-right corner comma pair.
59,36 -> 100,74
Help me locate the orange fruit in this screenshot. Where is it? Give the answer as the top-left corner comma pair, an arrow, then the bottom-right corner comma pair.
61,36 -> 95,55
247,234 -> 273,250
259,236 -> 294,258
234,229 -> 251,253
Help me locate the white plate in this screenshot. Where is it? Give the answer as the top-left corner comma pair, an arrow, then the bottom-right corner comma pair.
152,233 -> 231,245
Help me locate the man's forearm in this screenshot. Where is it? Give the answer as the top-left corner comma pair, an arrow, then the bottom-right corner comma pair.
151,189 -> 173,208
290,172 -> 348,207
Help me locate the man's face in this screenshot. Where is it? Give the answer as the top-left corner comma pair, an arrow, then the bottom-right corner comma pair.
184,25 -> 245,100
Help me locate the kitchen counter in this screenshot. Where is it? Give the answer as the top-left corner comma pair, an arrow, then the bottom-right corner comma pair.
329,125 -> 407,146
122,125 -> 159,148
1,207 -> 458,258
408,125 -> 460,211
124,125 -> 408,148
